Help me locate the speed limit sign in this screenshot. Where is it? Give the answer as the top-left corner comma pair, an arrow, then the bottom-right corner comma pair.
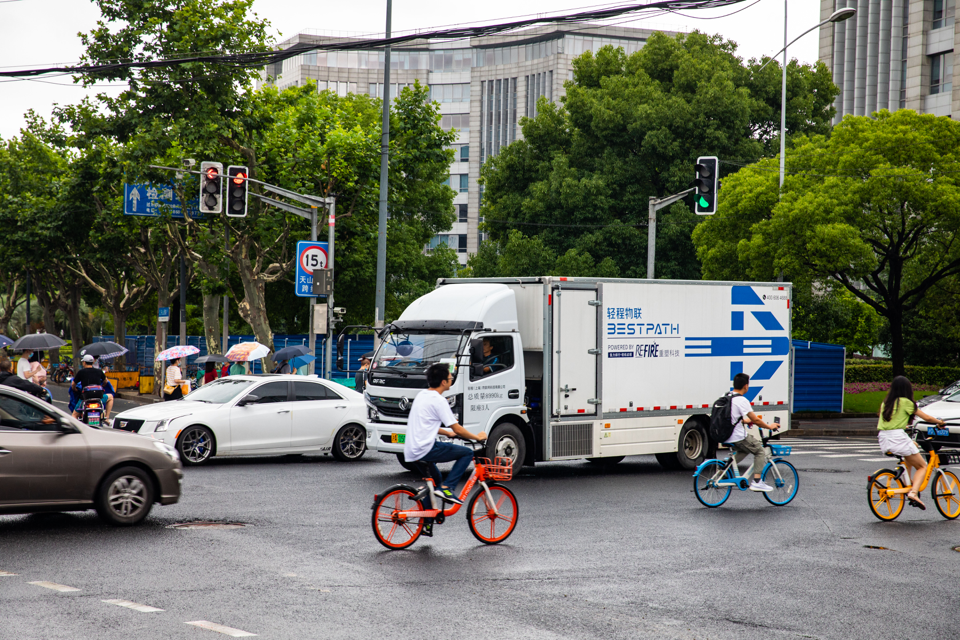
295,241 -> 329,297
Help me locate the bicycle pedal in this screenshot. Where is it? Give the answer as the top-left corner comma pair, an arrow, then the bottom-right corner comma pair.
421,524 -> 433,537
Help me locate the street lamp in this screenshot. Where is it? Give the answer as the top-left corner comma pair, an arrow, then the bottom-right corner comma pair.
759,5 -> 857,190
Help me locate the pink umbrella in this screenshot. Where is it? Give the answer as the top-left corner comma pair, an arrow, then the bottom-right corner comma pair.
156,345 -> 200,361
225,341 -> 270,362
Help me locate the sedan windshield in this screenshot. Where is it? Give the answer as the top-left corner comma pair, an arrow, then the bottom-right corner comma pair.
946,390 -> 960,403
373,332 -> 466,373
185,378 -> 256,404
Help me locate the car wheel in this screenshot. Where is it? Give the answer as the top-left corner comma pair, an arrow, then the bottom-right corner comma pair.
95,466 -> 154,526
177,425 -> 215,466
486,423 -> 526,471
332,424 -> 366,461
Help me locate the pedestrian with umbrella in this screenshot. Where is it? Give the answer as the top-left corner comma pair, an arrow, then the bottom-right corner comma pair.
272,345 -> 310,374
156,345 -> 199,401
225,341 -> 270,375
10,332 -> 66,383
194,354 -> 228,385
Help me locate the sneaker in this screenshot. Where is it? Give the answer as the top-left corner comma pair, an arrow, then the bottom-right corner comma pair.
434,487 -> 463,505
421,519 -> 434,537
749,480 -> 774,492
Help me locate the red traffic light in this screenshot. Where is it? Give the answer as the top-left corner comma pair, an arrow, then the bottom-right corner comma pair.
232,172 -> 247,185
205,167 -> 219,180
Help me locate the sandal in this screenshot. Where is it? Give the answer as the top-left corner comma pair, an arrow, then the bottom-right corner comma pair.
907,492 -> 927,510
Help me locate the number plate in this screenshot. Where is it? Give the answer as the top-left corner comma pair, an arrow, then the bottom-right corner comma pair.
391,433 -> 405,444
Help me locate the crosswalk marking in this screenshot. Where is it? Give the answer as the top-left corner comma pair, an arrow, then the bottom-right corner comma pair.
103,599 -> 164,613
185,621 -> 257,637
860,458 -> 890,462
0,571 -> 18,576
820,454 -> 866,458
28,581 -> 80,592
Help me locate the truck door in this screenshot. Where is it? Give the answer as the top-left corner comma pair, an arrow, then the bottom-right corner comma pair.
464,334 -> 521,432
553,287 -> 599,416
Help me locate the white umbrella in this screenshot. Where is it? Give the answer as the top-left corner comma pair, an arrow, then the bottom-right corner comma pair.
225,341 -> 271,362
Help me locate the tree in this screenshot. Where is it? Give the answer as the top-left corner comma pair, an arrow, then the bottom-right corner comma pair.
693,110 -> 960,375
478,31 -> 838,279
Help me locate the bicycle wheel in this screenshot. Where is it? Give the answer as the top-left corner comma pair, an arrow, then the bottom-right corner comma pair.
467,483 -> 518,545
371,485 -> 425,550
762,460 -> 799,506
868,469 -> 905,521
933,470 -> 960,520
694,460 -> 733,508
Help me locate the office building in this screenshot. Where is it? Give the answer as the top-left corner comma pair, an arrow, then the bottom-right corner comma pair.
259,24 -> 676,263
819,0 -> 957,121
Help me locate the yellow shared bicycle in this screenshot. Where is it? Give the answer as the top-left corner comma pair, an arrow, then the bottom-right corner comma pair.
868,425 -> 960,521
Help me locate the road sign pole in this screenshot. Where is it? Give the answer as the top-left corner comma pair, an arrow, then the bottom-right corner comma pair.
308,208 -> 317,375
325,200 -> 336,381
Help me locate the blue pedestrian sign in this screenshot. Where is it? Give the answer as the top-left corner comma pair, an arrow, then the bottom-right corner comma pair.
124,183 -> 201,218
158,307 -> 170,323
295,241 -> 329,298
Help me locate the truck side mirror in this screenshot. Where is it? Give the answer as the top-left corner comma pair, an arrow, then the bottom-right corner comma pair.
337,356 -> 344,371
470,338 -> 484,378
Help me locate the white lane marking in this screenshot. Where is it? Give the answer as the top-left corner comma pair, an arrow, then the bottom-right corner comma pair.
860,458 -> 891,462
783,451 -> 826,455
820,454 -> 866,458
185,621 -> 257,637
103,599 -> 164,612
0,571 -> 18,576
28,581 -> 80,592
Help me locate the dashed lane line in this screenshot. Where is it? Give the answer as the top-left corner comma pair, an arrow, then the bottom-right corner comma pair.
820,454 -> 867,458
28,581 -> 80,592
0,571 -> 18,576
185,621 -> 257,637
103,599 -> 164,613
860,458 -> 891,462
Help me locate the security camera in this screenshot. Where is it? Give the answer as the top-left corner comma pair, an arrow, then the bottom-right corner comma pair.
333,307 -> 346,315
182,158 -> 196,167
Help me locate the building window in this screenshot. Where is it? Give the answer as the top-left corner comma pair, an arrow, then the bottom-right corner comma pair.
933,0 -> 956,29
456,175 -> 468,192
458,204 -> 468,222
460,145 -> 469,162
429,83 -> 471,103
900,0 -> 909,108
458,235 -> 467,253
440,114 -> 470,132
930,51 -> 954,95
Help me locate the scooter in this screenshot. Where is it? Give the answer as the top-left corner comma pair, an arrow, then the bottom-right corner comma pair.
79,386 -> 105,427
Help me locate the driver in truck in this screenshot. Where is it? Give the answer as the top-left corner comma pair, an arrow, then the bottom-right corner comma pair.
404,363 -> 487,506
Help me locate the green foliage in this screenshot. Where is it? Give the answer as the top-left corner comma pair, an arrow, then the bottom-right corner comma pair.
845,365 -> 960,387
792,286 -> 883,356
466,230 -> 619,278
479,31 -> 837,279
694,110 -> 960,374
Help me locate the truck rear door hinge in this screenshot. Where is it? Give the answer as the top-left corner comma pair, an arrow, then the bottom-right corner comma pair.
587,398 -> 601,405
588,299 -> 602,306
587,348 -> 601,355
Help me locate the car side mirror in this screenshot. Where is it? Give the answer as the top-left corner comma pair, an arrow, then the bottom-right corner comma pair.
238,394 -> 260,407
57,416 -> 78,433
470,338 -> 484,378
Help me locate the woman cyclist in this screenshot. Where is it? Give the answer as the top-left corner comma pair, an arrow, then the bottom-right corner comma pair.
877,376 -> 946,510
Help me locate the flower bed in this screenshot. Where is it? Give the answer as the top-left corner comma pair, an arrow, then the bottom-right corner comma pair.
845,381 -> 940,394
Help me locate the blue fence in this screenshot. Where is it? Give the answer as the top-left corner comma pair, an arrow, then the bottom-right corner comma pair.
793,340 -> 846,413
94,334 -> 375,379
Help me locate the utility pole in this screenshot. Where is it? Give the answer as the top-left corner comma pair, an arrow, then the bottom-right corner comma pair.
647,188 -> 696,280
222,226 -> 230,354
179,254 -> 187,345
307,207 -> 318,376
374,0 -> 392,339
325,202 -> 336,380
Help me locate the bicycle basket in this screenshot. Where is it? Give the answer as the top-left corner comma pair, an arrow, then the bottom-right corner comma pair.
477,457 -> 513,481
769,444 -> 791,457
938,450 -> 960,466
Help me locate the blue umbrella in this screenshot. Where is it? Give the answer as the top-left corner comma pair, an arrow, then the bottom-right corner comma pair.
289,354 -> 316,370
0,335 -> 12,349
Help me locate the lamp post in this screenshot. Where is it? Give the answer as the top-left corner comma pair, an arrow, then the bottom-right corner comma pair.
759,5 -> 857,190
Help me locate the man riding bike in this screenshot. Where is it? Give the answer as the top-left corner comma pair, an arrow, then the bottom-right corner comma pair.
403,363 -> 486,509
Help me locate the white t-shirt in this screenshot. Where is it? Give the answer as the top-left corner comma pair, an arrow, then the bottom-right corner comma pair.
403,390 -> 457,462
17,357 -> 33,380
725,395 -> 754,443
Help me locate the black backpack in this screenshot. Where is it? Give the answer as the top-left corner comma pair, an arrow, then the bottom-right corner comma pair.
709,392 -> 742,442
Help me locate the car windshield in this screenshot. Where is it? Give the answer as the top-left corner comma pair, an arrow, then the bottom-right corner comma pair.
946,390 -> 960,403
184,378 -> 256,403
372,331 -> 466,373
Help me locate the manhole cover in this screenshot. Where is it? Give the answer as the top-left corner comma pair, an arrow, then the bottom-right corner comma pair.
166,521 -> 250,530
863,545 -> 891,550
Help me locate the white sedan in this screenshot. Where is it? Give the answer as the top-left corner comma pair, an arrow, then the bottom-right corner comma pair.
112,375 -> 368,466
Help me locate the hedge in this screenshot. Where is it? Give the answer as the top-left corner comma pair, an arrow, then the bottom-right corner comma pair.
845,365 -> 960,386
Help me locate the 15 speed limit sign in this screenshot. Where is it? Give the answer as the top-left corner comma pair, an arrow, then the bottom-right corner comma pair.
295,241 -> 329,297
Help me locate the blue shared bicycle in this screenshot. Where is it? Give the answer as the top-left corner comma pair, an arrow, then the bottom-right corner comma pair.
693,426 -> 799,507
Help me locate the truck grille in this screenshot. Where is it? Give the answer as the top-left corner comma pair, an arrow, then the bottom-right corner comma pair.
551,423 -> 594,458
369,396 -> 411,419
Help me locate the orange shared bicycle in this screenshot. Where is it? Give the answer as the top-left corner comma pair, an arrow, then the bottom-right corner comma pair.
371,441 -> 519,549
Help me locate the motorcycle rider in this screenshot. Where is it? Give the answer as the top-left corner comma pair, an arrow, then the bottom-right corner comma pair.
0,357 -> 48,400
72,355 -> 114,422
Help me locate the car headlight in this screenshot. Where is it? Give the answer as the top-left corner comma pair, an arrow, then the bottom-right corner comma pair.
153,440 -> 180,462
155,415 -> 190,432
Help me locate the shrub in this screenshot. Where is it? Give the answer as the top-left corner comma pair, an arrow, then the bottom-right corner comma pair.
845,365 -> 960,387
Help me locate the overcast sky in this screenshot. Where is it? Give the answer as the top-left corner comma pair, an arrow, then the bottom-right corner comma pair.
0,0 -> 821,140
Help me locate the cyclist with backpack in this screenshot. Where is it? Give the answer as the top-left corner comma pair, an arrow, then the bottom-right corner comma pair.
710,373 -> 779,492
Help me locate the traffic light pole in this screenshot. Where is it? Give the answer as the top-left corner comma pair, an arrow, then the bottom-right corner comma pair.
647,187 -> 695,280
325,202 -> 336,381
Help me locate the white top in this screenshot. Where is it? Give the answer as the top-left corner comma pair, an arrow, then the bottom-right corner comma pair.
403,390 -> 457,462
17,357 -> 32,380
725,395 -> 754,443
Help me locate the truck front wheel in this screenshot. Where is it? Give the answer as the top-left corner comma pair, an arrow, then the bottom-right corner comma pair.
656,421 -> 707,471
486,423 -> 526,472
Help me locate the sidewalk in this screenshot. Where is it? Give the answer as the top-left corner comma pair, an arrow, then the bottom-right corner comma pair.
786,414 -> 876,437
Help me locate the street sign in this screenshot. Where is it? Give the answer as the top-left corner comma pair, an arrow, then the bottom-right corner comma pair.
295,241 -> 329,297
124,183 -> 201,218
312,268 -> 332,296
158,307 -> 170,323
313,303 -> 328,334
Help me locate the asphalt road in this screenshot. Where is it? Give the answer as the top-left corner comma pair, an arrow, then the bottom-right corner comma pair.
47,382 -> 151,419
2,437 -> 959,639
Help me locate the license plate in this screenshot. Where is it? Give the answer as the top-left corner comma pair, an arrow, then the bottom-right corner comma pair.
391,433 -> 405,444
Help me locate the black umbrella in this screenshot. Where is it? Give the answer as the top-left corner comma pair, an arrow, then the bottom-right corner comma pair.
273,345 -> 311,361
11,333 -> 66,351
79,341 -> 128,360
194,354 -> 229,364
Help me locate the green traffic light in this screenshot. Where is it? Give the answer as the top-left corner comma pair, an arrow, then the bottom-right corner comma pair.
698,196 -> 709,208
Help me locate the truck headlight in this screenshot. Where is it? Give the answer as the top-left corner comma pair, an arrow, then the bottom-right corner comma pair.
368,406 -> 380,421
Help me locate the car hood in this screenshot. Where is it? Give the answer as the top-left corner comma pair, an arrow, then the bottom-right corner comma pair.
917,399 -> 960,420
115,400 -> 222,420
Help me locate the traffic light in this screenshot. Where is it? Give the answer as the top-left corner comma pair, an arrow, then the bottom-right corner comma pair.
199,161 -> 223,214
694,156 -> 718,215
226,165 -> 249,218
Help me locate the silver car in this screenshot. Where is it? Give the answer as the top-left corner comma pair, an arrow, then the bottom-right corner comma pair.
0,385 -> 182,525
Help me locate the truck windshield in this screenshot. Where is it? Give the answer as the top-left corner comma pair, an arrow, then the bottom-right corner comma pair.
373,331 -> 466,373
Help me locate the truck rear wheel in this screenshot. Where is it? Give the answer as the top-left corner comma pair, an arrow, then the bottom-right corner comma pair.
486,423 -> 526,472
656,422 -> 707,471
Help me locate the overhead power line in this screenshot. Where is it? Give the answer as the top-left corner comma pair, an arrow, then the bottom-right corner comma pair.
0,0 -> 749,78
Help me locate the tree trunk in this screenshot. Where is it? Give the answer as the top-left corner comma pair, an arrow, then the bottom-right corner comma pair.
35,289 -> 60,366
235,257 -> 275,373
888,306 -> 905,377
112,312 -> 127,369
202,293 -> 223,355
0,278 -> 22,338
67,285 -> 84,367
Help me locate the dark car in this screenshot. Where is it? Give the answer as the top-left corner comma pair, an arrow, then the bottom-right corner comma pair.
0,386 -> 182,525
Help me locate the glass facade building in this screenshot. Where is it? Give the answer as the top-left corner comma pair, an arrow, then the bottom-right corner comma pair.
260,25 -> 667,264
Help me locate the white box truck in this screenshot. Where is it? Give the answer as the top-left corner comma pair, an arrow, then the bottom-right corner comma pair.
340,277 -> 792,471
